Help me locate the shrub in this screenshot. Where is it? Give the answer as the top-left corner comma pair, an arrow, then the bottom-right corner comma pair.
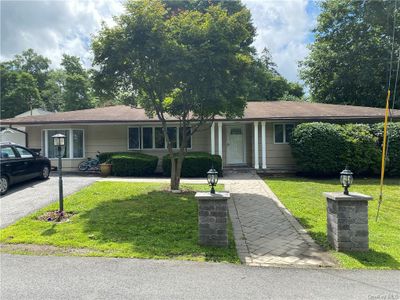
162,152 -> 222,177
341,124 -> 380,175
371,122 -> 400,176
290,122 -> 400,177
99,152 -> 158,176
290,122 -> 348,176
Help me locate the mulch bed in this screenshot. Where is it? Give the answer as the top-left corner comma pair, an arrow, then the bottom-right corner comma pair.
37,211 -> 75,223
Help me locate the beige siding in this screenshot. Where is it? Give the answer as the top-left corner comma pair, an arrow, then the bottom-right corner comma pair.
235,122 -> 296,170
25,123 -> 211,172
265,123 -> 296,170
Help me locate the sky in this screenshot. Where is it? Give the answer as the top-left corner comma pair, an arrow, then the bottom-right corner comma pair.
0,0 -> 320,83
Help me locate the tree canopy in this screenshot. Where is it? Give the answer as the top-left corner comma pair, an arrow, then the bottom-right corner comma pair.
300,0 -> 400,108
92,0 -> 256,189
0,49 -> 94,118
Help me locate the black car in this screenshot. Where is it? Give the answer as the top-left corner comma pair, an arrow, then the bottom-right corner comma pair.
0,143 -> 51,195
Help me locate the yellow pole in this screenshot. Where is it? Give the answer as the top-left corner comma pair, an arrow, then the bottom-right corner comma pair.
376,89 -> 391,221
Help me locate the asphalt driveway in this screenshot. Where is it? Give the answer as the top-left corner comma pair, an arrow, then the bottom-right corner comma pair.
0,174 -> 99,228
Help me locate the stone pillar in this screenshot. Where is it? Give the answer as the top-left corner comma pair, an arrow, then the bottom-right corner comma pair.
195,191 -> 230,247
324,192 -> 372,252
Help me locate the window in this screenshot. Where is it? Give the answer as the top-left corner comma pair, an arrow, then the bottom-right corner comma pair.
285,124 -> 294,143
142,127 -> 153,149
42,129 -> 84,159
167,127 -> 177,148
127,126 -> 192,150
154,127 -> 165,149
0,146 -> 16,159
15,147 -> 33,158
128,127 -> 140,150
47,130 -> 70,158
274,124 -> 295,144
179,127 -> 192,148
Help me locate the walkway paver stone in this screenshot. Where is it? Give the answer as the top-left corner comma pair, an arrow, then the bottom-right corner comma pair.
224,170 -> 336,267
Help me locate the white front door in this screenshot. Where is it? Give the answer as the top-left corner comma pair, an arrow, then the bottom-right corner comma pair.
226,126 -> 245,165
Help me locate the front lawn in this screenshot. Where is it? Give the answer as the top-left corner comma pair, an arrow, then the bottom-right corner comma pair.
0,182 -> 239,263
266,177 -> 400,269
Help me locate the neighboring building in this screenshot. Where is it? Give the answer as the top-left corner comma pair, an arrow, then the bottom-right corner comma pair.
0,109 -> 53,146
1,101 -> 399,172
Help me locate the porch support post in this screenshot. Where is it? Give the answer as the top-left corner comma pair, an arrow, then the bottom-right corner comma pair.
218,122 -> 223,161
261,121 -> 267,169
254,121 -> 259,169
211,122 -> 215,155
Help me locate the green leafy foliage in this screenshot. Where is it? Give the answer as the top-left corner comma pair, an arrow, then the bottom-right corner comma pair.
162,152 -> 222,177
371,122 -> 400,176
290,123 -> 347,176
0,49 -> 94,118
290,122 -> 400,176
0,66 -> 42,118
99,152 -> 158,176
300,0 -> 400,108
247,48 -> 305,101
92,0 -> 255,189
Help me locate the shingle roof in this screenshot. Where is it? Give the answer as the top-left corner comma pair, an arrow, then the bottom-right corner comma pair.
1,101 -> 399,125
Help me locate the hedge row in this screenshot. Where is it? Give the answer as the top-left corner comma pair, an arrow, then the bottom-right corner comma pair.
99,152 -> 158,176
162,152 -> 222,177
290,122 -> 400,176
99,151 -> 223,178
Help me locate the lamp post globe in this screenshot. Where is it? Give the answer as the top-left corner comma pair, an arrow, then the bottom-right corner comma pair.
340,166 -> 353,195
207,167 -> 218,194
52,133 -> 66,213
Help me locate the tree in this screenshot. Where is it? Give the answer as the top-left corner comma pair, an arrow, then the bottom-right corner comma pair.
0,65 -> 42,118
6,48 -> 51,92
92,0 -> 255,190
247,49 -> 304,101
61,54 -> 94,111
41,70 -> 66,112
300,0 -> 400,108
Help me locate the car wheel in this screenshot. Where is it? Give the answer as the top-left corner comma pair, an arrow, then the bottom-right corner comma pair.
0,176 -> 9,195
40,165 -> 50,180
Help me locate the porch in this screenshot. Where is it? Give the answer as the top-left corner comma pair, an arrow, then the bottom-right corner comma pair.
210,121 -> 296,171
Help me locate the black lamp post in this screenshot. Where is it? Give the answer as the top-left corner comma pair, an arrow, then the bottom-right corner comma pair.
52,133 -> 65,212
340,166 -> 353,195
207,167 -> 218,194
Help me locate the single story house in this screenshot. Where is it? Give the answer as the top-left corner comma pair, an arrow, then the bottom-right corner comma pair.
1,101 -> 399,172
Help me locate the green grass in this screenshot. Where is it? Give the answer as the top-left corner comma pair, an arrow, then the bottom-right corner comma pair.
0,182 -> 239,263
265,177 -> 400,269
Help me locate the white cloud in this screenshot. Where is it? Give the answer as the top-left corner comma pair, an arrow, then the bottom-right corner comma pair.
1,0 -> 317,82
243,0 -> 317,82
0,0 -> 124,68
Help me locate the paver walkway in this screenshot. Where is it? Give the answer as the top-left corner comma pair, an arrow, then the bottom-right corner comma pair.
224,170 -> 335,267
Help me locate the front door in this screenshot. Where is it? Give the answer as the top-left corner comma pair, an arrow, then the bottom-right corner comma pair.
226,126 -> 245,165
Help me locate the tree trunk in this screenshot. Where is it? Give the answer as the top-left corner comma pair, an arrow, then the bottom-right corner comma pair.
170,151 -> 184,191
